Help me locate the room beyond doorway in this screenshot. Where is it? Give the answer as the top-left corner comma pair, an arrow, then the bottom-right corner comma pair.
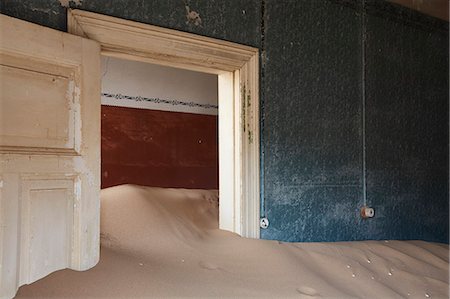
100,57 -> 219,190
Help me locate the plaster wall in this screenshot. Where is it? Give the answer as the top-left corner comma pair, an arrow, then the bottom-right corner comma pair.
101,57 -> 218,115
101,106 -> 218,190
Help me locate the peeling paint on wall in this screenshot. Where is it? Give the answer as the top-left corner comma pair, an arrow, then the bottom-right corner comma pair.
241,84 -> 246,133
58,0 -> 83,8
185,5 -> 202,26
247,88 -> 253,144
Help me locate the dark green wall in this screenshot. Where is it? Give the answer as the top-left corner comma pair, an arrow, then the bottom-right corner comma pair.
1,0 -> 447,243
0,0 -> 261,46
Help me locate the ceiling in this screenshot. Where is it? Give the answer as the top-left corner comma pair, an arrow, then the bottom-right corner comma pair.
388,0 -> 449,21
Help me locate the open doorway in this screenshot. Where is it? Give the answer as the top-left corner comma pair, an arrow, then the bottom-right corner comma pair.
68,9 -> 260,239
100,57 -> 219,191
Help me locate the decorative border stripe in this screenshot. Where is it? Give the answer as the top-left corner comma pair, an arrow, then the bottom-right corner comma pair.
101,93 -> 218,109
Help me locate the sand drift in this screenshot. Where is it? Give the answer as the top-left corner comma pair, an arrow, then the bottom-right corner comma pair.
17,185 -> 449,298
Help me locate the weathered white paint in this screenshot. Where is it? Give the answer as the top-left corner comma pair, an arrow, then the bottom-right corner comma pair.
218,72 -> 237,232
19,178 -> 74,284
0,62 -> 74,150
0,13 -> 100,299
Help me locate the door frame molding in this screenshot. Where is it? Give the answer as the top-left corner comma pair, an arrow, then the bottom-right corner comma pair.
68,9 -> 260,238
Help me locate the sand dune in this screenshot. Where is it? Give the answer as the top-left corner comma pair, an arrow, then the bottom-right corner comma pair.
16,185 -> 449,298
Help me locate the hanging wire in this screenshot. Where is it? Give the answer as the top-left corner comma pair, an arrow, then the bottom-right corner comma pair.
361,0 -> 368,207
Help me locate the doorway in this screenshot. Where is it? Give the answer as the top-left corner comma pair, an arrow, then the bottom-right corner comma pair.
69,9 -> 260,239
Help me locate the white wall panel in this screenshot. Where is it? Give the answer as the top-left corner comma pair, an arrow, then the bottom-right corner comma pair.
101,57 -> 218,115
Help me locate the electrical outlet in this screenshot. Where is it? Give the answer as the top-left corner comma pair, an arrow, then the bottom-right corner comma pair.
260,217 -> 269,229
361,206 -> 375,219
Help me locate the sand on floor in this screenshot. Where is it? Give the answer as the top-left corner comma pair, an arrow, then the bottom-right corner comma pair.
16,184 -> 449,298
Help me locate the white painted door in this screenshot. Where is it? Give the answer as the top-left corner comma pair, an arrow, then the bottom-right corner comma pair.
0,14 -> 100,298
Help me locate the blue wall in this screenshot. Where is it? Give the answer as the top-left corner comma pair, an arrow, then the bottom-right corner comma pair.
1,0 -> 447,243
261,0 -> 363,242
364,1 -> 449,242
261,0 -> 449,244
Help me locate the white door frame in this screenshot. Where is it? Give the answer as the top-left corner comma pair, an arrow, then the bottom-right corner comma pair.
68,9 -> 261,238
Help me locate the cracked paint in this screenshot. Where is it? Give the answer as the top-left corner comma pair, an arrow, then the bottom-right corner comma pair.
58,0 -> 83,8
241,84 -> 246,133
185,5 -> 201,26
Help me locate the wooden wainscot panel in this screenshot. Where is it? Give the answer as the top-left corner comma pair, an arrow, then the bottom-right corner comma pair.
19,176 -> 76,284
0,52 -> 80,155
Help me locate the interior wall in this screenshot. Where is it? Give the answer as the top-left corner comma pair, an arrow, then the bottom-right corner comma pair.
262,0 -> 448,243
101,57 -> 218,115
262,0 -> 363,242
101,106 -> 218,189
364,3 -> 449,241
1,0 -> 447,243
100,58 -> 218,189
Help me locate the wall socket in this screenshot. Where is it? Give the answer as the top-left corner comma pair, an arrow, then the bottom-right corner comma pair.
361,206 -> 375,219
260,217 -> 269,229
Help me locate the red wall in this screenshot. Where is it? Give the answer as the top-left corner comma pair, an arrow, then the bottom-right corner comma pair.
101,105 -> 218,189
